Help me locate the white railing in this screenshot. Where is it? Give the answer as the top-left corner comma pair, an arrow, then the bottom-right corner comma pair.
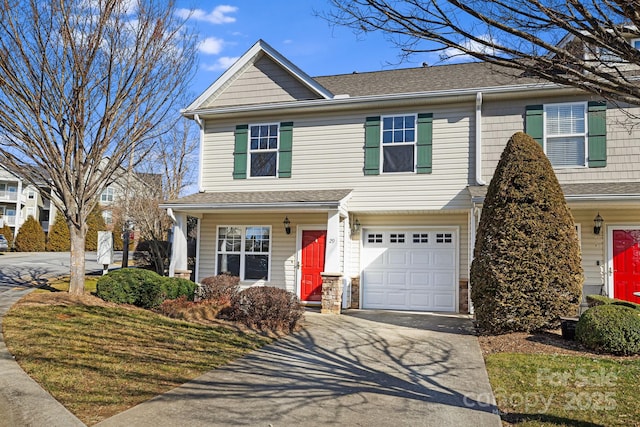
0,191 -> 18,201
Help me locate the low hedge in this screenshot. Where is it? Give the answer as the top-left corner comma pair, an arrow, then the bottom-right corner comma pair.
585,294 -> 640,310
575,304 -> 640,355
198,274 -> 240,304
96,268 -> 197,309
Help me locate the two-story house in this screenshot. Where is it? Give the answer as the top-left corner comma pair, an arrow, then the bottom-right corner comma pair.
164,39 -> 640,313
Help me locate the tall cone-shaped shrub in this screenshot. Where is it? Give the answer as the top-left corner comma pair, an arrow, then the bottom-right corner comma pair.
1,224 -> 14,249
470,132 -> 583,334
46,217 -> 71,251
15,216 -> 45,252
85,205 -> 106,251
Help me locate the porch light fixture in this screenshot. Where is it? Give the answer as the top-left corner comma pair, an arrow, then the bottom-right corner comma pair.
593,213 -> 604,235
283,216 -> 291,235
351,217 -> 361,235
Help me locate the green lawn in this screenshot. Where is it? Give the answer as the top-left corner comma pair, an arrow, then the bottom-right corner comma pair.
3,295 -> 272,425
485,353 -> 640,426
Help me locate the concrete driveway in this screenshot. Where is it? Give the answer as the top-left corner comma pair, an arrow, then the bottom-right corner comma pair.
97,310 -> 500,427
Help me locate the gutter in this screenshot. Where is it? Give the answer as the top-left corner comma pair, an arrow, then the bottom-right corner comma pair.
159,202 -> 345,211
182,81 -> 574,119
193,114 -> 204,193
475,92 -> 486,186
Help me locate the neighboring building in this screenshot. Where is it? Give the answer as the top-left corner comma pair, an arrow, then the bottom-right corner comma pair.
164,39 -> 640,313
0,166 -> 55,238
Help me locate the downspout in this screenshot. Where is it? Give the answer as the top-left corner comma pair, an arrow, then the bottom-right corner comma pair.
194,114 -> 205,193
475,91 -> 486,186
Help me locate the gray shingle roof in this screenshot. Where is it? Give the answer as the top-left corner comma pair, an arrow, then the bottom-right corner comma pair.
468,182 -> 640,200
313,62 -> 541,97
165,189 -> 353,206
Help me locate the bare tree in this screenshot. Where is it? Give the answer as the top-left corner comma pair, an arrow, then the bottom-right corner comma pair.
0,0 -> 197,294
324,1 -> 640,105
121,119 -> 198,274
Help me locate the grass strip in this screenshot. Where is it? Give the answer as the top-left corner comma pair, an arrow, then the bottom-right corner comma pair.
485,353 -> 640,426
3,302 -> 271,425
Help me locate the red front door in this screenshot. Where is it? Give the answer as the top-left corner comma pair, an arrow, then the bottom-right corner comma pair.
300,230 -> 326,302
613,229 -> 640,303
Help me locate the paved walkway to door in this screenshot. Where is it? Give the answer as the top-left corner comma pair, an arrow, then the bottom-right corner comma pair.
97,310 -> 501,427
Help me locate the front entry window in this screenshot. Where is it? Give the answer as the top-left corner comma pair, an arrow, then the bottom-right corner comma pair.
217,226 -> 270,280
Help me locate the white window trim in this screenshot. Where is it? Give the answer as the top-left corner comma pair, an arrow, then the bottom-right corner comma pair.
100,187 -> 115,203
543,101 -> 588,168
379,113 -> 417,174
248,122 -> 279,179
215,225 -> 272,282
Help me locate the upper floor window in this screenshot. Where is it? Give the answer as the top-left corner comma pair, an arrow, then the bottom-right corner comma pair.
382,115 -> 416,173
544,103 -> 587,167
102,209 -> 113,225
101,187 -> 114,203
249,124 -> 279,177
27,190 -> 36,200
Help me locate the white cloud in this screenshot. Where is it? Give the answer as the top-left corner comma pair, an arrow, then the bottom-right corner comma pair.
442,35 -> 497,62
203,56 -> 240,71
199,37 -> 224,54
176,5 -> 238,24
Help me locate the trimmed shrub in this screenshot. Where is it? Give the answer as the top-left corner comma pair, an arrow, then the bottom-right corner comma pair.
15,216 -> 46,252
576,304 -> 640,355
585,294 -> 640,310
470,132 -> 583,334
46,218 -> 71,251
85,205 -> 106,251
1,224 -> 14,249
199,274 -> 240,305
163,277 -> 197,301
96,268 -> 197,309
221,286 -> 304,332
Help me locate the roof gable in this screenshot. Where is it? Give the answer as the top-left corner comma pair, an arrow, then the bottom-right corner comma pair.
185,40 -> 333,113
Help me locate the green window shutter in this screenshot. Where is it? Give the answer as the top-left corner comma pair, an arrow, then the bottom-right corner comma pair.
588,101 -> 607,168
233,124 -> 248,179
416,113 -> 433,174
364,116 -> 380,175
525,105 -> 544,147
278,122 -> 293,178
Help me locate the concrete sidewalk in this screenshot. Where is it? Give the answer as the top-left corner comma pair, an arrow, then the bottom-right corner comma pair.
97,311 -> 500,427
0,285 -> 84,427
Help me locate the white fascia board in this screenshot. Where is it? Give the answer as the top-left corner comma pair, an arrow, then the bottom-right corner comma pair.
185,81 -> 572,118
159,202 -> 343,211
183,40 -> 333,114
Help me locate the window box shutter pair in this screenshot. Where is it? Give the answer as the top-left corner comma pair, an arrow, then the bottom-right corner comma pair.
364,113 -> 433,175
525,102 -> 607,167
233,122 -> 293,179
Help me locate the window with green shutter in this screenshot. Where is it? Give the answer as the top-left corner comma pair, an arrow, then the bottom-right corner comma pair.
364,113 -> 433,175
233,122 -> 294,179
525,102 -> 606,168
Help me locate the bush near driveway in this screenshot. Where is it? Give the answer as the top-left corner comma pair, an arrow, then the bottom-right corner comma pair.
1,223 -> 13,249
46,218 -> 71,251
198,273 -> 240,305
220,286 -> 305,333
586,294 -> 640,310
576,304 -> 640,355
470,132 -> 583,334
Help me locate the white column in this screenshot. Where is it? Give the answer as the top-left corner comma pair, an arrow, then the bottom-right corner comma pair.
169,212 -> 188,277
325,209 -> 340,272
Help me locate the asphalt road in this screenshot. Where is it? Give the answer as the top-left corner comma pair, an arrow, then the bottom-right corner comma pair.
0,251 -> 123,290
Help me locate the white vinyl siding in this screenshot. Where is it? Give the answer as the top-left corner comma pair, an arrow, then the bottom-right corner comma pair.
483,97 -> 640,184
201,106 -> 473,211
544,102 -> 587,167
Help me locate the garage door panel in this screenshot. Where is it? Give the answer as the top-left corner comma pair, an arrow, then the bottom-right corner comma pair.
362,228 -> 457,312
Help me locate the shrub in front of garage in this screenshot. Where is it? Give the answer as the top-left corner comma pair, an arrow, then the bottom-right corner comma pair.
470,132 -> 583,334
14,215 -> 46,252
1,224 -> 13,249
46,218 -> 71,251
575,304 -> 640,355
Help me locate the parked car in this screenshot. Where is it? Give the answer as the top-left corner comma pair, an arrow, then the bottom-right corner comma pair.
0,234 -> 8,252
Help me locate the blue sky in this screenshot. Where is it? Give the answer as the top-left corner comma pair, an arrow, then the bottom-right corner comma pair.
176,1 -> 445,100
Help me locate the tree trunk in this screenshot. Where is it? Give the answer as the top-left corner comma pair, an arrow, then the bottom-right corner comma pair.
68,222 -> 87,295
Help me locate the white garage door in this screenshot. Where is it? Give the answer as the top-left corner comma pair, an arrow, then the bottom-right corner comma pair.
362,228 -> 457,312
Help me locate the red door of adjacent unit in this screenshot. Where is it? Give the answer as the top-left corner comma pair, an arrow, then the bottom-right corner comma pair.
300,230 -> 326,302
613,229 -> 640,303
